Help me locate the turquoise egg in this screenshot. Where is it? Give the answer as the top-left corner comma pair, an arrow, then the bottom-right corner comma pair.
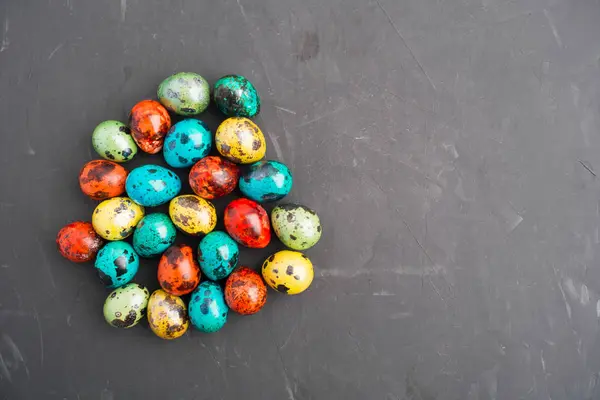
125,164 -> 181,207
239,160 -> 292,202
188,281 -> 228,333
163,119 -> 212,168
213,75 -> 261,118
94,241 -> 139,288
133,213 -> 177,257
198,231 -> 239,280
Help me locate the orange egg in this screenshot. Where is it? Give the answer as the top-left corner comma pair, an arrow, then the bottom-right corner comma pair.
128,100 -> 171,154
158,244 -> 201,295
78,160 -> 128,200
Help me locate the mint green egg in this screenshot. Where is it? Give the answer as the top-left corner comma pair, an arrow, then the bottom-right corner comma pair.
92,120 -> 138,163
271,204 -> 322,250
213,75 -> 260,118
157,72 -> 210,116
103,283 -> 150,328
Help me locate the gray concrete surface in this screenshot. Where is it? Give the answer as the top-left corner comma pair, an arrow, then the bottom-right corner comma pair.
1,0 -> 600,399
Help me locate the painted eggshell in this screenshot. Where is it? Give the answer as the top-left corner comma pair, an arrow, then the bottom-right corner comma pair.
198,231 -> 239,281
147,289 -> 189,340
79,160 -> 128,201
225,267 -> 267,315
125,164 -> 181,207
163,119 -> 212,168
92,197 -> 144,241
169,195 -> 217,236
271,204 -> 322,250
213,75 -> 261,118
56,221 -> 104,262
157,72 -> 210,116
103,283 -> 150,328
133,213 -> 176,258
129,100 -> 171,154
239,160 -> 292,202
188,281 -> 229,333
224,198 -> 270,248
262,250 -> 314,295
92,120 -> 138,163
189,156 -> 240,199
94,241 -> 139,288
158,244 -> 201,296
215,117 -> 266,164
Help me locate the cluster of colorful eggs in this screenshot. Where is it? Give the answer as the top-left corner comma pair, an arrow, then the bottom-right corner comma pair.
56,72 -> 322,339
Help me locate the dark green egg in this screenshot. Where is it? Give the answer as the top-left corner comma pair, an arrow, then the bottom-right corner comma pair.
213,75 -> 260,118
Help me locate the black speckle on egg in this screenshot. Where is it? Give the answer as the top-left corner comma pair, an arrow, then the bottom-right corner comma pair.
286,265 -> 294,275
277,284 -> 290,294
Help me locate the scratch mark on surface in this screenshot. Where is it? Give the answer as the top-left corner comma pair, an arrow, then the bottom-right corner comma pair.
0,352 -> 11,383
100,387 -> 114,400
279,322 -> 298,350
320,264 -> 445,278
48,43 -> 64,60
236,0 -> 249,25
373,290 -> 396,296
581,284 -> 590,305
265,129 -> 285,162
596,300 -> 600,318
120,0 -> 127,22
198,340 -> 227,384
66,314 -> 72,326
557,280 -> 572,320
294,103 -> 351,128
3,335 -> 29,379
579,160 -> 596,177
540,350 -> 546,374
0,18 -> 9,52
543,10 -> 562,48
274,105 -> 296,115
36,238 -> 56,290
32,307 -> 44,367
376,0 -> 436,91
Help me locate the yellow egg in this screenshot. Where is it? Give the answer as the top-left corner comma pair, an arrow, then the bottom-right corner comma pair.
215,117 -> 266,164
147,289 -> 189,340
92,197 -> 144,241
169,195 -> 217,236
262,250 -> 314,295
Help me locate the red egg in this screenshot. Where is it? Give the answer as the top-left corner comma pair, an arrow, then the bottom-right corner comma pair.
189,156 -> 240,199
158,244 -> 201,296
224,198 -> 271,248
129,100 -> 171,154
56,221 -> 104,262
78,160 -> 128,200
224,266 -> 267,315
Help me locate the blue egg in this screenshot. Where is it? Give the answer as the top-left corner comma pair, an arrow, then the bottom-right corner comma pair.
125,164 -> 181,207
239,160 -> 292,202
133,213 -> 176,258
198,231 -> 239,280
94,241 -> 139,289
163,119 -> 212,168
188,281 -> 228,333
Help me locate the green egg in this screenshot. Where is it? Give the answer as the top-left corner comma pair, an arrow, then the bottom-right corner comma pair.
271,204 -> 322,250
92,120 -> 138,163
213,75 -> 260,118
103,283 -> 150,328
157,72 -> 210,116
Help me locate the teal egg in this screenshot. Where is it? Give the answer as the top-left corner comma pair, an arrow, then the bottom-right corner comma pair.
125,164 -> 181,207
188,281 -> 228,333
213,75 -> 260,118
239,160 -> 292,202
133,213 -> 177,258
157,72 -> 210,116
92,120 -> 138,163
163,119 -> 212,168
94,241 -> 139,288
198,231 -> 239,280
